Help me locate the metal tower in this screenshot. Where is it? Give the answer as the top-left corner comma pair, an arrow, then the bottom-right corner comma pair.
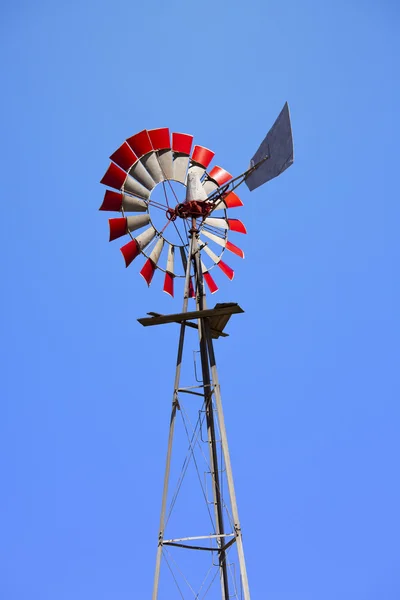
99,104 -> 294,599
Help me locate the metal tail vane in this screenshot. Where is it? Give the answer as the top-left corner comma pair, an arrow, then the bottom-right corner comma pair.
99,103 -> 294,599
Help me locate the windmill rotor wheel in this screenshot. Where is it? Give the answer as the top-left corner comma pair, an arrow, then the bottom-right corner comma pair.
100,128 -> 247,297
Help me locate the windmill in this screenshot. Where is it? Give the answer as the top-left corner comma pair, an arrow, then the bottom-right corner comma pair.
100,103 -> 294,599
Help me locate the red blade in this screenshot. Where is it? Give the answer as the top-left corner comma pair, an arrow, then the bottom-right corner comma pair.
109,218 -> 127,241
203,272 -> 218,294
226,241 -> 245,258
140,258 -> 156,286
126,130 -> 153,157
204,217 -> 246,233
99,190 -> 147,212
119,226 -> 156,266
217,260 -> 234,280
110,142 -> 138,171
109,215 -> 149,242
148,128 -> 170,150
201,230 -> 245,259
99,190 -> 123,211
163,272 -> 174,297
100,163 -> 127,190
228,219 -> 247,234
163,245 -> 175,297
172,132 -> 193,155
139,237 -> 164,285
189,277 -> 196,298
208,166 -> 232,185
120,240 -> 140,267
191,145 -> 215,168
224,192 -> 243,208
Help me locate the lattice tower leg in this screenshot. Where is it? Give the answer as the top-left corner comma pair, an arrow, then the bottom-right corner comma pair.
152,234 -> 194,600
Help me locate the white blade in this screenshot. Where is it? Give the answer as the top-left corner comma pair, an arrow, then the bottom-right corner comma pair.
200,230 -> 226,248
204,217 -> 229,230
202,244 -> 220,264
122,193 -> 147,212
123,175 -> 151,200
135,226 -> 157,251
141,152 -> 164,183
201,260 -> 208,274
166,244 -> 175,274
129,161 -> 156,191
148,237 -> 164,264
202,179 -> 218,195
157,149 -> 174,180
173,155 -> 189,184
126,214 -> 150,233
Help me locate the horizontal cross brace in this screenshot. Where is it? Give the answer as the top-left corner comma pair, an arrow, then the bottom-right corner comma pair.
163,536 -> 237,553
177,388 -> 205,397
146,312 -> 228,338
163,542 -> 217,552
163,533 -> 234,544
138,304 -> 244,328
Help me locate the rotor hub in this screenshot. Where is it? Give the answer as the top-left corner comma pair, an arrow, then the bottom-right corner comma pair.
166,200 -> 213,222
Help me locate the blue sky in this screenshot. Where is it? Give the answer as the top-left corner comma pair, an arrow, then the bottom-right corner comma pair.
1,1 -> 399,598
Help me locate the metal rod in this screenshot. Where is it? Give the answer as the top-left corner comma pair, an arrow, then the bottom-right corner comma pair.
191,222 -> 230,600
206,155 -> 269,210
152,232 -> 195,600
221,537 -> 237,553
163,542 -> 221,552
